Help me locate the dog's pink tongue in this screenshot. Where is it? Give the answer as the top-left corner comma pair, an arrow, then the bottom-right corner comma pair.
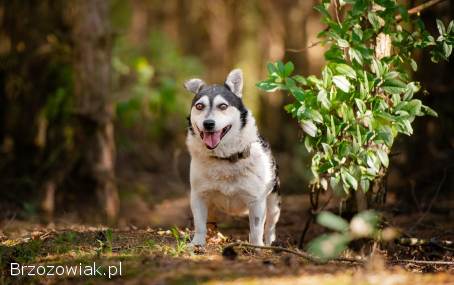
203,131 -> 222,149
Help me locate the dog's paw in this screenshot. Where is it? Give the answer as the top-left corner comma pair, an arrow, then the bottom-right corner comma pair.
189,236 -> 206,246
188,242 -> 206,254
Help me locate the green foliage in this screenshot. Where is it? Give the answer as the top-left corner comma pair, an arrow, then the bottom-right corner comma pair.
258,0 -> 453,195
112,32 -> 204,141
96,229 -> 114,254
308,210 -> 380,260
0,239 -> 43,265
170,226 -> 190,256
54,232 -> 77,254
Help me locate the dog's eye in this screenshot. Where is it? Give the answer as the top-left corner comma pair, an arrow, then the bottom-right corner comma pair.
218,103 -> 228,111
195,103 -> 205,110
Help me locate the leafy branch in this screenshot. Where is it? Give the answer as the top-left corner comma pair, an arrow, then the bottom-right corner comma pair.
258,0 -> 453,198
288,0 -> 450,52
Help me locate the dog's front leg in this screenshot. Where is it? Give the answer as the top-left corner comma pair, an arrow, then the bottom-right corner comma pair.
190,191 -> 208,246
248,199 -> 266,246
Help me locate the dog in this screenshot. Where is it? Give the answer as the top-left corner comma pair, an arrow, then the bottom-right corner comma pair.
184,69 -> 280,246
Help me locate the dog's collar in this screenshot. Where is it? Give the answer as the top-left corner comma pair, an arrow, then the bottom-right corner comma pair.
210,145 -> 251,163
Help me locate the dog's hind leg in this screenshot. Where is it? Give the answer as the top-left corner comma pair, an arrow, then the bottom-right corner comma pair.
248,198 -> 267,246
264,192 -> 281,246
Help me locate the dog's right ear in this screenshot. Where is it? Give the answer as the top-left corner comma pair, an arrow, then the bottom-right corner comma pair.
184,79 -> 205,95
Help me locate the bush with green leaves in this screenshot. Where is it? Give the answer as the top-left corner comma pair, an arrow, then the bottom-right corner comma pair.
307,211 -> 381,260
258,0 -> 453,197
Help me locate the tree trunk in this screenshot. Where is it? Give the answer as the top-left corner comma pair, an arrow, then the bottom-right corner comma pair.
70,0 -> 119,222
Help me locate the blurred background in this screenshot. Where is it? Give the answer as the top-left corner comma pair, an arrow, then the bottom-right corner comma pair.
0,0 -> 452,232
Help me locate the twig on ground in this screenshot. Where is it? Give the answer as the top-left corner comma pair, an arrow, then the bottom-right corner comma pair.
223,241 -> 365,265
391,259 -> 454,266
396,237 -> 454,252
224,241 -> 454,267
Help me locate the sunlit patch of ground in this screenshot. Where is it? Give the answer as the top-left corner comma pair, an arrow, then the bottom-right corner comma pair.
1,193 -> 453,284
0,224 -> 453,285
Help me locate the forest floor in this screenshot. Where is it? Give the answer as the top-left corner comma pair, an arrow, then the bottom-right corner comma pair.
1,195 -> 453,285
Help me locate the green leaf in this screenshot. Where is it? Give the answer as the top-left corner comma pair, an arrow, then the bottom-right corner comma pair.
350,211 -> 379,238
356,124 -> 362,146
341,168 -> 358,190
349,48 -> 363,65
267,62 -> 278,75
321,143 -> 333,157
256,80 -> 280,92
322,66 -> 333,88
448,20 -> 454,33
317,211 -> 349,232
293,75 -> 307,85
383,71 -> 400,81
332,75 -> 351,92
304,136 -> 314,152
422,105 -> 438,117
334,63 -> 356,79
400,118 -> 413,135
382,86 -> 406,95
284,61 -> 294,77
309,109 -> 324,123
355,98 -> 366,114
436,19 -> 446,36
376,149 -> 389,168
301,120 -> 317,137
402,99 -> 422,116
325,45 -> 344,61
307,233 -> 351,261
360,179 -> 370,193
317,89 -> 331,109
371,58 -> 383,76
290,88 -> 305,101
410,58 -> 418,71
368,12 -> 384,30
337,38 -> 350,48
443,42 -> 453,58
366,152 -> 379,173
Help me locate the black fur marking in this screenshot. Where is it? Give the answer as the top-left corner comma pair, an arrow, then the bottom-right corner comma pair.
187,116 -> 195,135
254,217 -> 260,226
271,167 -> 280,195
258,135 -> 280,195
240,109 -> 248,129
258,134 -> 271,151
190,84 -> 249,129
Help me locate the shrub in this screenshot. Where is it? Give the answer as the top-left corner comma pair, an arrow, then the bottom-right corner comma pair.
258,0 -> 453,198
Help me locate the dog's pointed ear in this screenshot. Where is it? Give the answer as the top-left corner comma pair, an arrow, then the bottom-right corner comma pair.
184,79 -> 205,95
225,69 -> 243,97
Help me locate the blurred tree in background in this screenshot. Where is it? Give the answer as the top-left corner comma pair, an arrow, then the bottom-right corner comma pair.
0,0 -> 452,226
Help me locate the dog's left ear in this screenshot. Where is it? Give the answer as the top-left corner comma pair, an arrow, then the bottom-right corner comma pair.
225,69 -> 243,97
184,78 -> 205,95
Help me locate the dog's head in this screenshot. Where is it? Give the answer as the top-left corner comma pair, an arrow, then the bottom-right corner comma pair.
185,69 -> 248,150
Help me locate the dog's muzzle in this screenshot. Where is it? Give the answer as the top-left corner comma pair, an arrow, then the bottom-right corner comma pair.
199,124 -> 232,149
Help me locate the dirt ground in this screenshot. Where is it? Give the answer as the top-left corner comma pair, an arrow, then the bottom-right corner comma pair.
1,195 -> 453,285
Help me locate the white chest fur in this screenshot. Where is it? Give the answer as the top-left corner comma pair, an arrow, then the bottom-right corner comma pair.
189,142 -> 274,214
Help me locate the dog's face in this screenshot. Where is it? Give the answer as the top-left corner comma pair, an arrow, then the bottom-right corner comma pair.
185,69 -> 248,150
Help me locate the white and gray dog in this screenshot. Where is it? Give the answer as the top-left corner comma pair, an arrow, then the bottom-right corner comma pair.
184,69 -> 280,246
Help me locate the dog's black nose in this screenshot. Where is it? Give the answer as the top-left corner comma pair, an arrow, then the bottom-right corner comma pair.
203,119 -> 215,131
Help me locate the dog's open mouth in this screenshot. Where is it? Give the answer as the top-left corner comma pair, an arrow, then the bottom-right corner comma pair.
200,125 -> 232,149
